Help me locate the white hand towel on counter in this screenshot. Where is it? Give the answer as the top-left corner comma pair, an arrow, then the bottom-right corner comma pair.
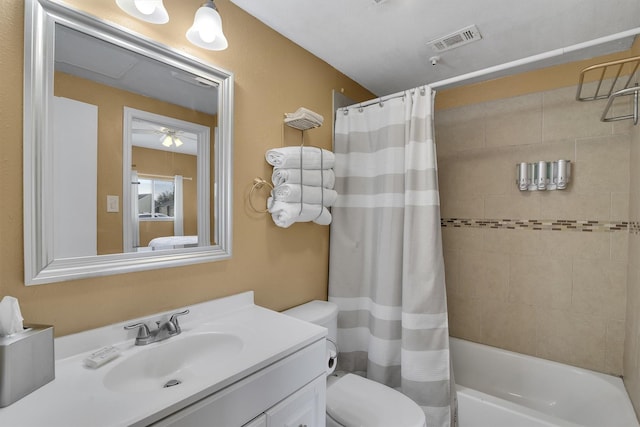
272,184 -> 338,207
272,168 -> 336,188
265,146 -> 335,170
267,197 -> 332,228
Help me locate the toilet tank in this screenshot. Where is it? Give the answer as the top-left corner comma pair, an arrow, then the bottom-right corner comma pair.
283,300 -> 338,342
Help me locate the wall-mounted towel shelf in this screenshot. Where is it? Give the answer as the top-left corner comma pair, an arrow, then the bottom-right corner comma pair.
601,86 -> 639,124
576,56 -> 640,125
263,107 -> 335,227
284,107 -> 324,131
283,107 -> 324,147
284,107 -> 324,146
284,118 -> 321,131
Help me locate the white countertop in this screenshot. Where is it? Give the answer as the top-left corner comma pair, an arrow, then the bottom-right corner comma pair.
0,292 -> 326,427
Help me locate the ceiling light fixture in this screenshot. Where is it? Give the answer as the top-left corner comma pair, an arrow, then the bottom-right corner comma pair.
115,0 -> 169,24
186,1 -> 228,51
116,0 -> 228,51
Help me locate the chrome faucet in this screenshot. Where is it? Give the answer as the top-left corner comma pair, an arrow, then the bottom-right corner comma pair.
124,309 -> 190,346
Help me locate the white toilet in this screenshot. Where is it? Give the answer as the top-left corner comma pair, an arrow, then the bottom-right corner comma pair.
284,300 -> 427,427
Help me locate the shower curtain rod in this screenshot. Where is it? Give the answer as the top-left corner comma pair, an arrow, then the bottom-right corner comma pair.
430,27 -> 640,90
340,86 -> 427,111
346,27 -> 640,110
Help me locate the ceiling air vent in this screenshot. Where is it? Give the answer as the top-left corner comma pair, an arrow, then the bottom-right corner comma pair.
427,25 -> 482,52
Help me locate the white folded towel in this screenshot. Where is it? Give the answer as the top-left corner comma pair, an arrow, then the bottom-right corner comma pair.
272,168 -> 336,188
272,184 -> 337,207
285,107 -> 324,124
267,197 -> 332,228
265,146 -> 335,170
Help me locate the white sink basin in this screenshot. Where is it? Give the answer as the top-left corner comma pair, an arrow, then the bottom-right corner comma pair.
103,332 -> 244,393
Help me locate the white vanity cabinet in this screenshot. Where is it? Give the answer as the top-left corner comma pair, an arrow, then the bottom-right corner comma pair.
240,375 -> 325,427
264,375 -> 325,427
0,293 -> 328,427
149,340 -> 326,427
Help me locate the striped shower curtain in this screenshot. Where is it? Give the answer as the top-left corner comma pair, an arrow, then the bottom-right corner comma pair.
329,86 -> 456,427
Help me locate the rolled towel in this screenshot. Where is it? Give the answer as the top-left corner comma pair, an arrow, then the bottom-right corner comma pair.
267,197 -> 332,228
272,184 -> 337,207
265,146 -> 335,170
272,168 -> 336,189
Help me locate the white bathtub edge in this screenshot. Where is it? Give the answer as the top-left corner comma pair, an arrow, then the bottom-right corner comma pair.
451,337 -> 640,427
456,385 -> 580,427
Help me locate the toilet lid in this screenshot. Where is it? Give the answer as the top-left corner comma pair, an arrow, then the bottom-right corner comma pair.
326,374 -> 426,427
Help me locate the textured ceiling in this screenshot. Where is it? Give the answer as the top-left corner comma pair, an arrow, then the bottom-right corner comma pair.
230,0 -> 640,95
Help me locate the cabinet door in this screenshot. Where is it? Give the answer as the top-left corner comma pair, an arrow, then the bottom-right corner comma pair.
266,375 -> 326,427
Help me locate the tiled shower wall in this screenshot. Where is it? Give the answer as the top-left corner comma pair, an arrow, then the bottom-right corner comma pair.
435,83 -> 633,375
624,110 -> 640,411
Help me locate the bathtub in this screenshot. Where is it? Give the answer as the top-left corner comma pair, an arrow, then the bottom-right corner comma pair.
450,337 -> 639,427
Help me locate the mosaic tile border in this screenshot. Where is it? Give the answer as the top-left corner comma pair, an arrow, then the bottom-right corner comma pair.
630,221 -> 640,235
441,218 -> 629,233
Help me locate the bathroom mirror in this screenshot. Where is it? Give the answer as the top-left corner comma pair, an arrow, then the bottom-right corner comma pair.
23,0 -> 233,285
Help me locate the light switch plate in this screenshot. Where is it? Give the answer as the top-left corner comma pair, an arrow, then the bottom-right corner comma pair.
107,195 -> 119,213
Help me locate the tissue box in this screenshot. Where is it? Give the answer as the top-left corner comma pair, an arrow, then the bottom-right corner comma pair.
0,324 -> 54,407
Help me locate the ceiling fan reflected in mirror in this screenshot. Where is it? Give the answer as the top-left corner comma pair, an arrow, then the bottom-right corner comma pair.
160,129 -> 183,147
131,120 -> 198,155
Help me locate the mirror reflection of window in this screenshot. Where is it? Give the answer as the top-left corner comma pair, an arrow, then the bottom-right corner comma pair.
138,178 -> 175,219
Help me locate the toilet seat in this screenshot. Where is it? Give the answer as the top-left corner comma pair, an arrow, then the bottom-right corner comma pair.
326,374 -> 426,427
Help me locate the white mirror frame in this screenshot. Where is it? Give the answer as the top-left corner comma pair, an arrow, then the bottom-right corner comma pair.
23,0 -> 233,285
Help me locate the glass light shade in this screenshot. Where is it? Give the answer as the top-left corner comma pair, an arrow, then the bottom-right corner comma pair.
115,0 -> 169,24
186,4 -> 228,51
162,135 -> 173,147
174,137 -> 184,147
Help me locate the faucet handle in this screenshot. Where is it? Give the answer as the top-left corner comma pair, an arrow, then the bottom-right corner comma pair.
169,309 -> 190,333
124,322 -> 151,339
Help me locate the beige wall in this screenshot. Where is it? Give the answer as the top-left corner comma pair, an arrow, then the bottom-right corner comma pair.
0,0 -> 372,337
435,41 -> 640,375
